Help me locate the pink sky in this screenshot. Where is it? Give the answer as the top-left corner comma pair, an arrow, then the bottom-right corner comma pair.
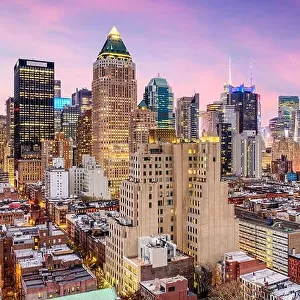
1,0 -> 300,125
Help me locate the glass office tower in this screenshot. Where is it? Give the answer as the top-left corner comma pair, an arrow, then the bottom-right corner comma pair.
14,59 -> 55,158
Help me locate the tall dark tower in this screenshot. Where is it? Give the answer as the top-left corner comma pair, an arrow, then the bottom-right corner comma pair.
228,84 -> 259,134
14,59 -> 55,158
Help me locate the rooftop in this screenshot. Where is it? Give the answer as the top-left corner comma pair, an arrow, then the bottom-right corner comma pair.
55,288 -> 117,300
240,268 -> 289,286
224,251 -> 255,262
97,26 -> 131,60
140,275 -> 191,296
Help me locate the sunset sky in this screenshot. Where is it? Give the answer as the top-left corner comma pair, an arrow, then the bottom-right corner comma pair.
1,0 -> 300,125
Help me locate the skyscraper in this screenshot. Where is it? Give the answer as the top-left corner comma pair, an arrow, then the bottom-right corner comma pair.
53,97 -> 72,133
92,26 -> 137,196
41,132 -> 73,181
105,136 -> 237,293
61,105 -> 80,141
232,131 -> 263,178
278,96 -> 299,139
72,88 -> 92,113
129,100 -> 156,154
14,59 -> 55,159
54,80 -> 61,98
75,110 -> 92,165
0,116 -> 6,171
175,93 -> 199,140
6,97 -> 14,156
228,84 -> 259,134
144,76 -> 174,129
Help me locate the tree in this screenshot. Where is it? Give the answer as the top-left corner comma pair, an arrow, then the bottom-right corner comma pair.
209,281 -> 244,300
194,264 -> 213,298
120,290 -> 144,300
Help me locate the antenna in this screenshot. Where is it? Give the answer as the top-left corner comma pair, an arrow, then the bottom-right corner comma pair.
250,61 -> 253,86
228,56 -> 232,85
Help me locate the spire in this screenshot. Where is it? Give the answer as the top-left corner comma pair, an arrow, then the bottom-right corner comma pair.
228,56 -> 232,85
250,61 -> 253,86
108,26 -> 121,40
97,26 -> 131,60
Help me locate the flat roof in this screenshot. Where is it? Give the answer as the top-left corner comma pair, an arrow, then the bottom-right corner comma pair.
224,251 -> 255,262
240,269 -> 289,286
272,281 -> 300,299
52,288 -> 117,300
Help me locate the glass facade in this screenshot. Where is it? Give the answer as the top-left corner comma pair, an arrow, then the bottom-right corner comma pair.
278,96 -> 299,139
143,77 -> 174,129
228,85 -> 258,134
54,80 -> 61,98
54,97 -> 72,110
14,59 -> 55,158
72,88 -> 92,113
61,105 -> 80,141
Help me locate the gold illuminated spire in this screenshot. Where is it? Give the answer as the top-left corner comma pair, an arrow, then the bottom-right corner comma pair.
108,26 -> 121,40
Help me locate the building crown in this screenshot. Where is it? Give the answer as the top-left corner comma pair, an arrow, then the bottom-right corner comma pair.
97,26 -> 131,60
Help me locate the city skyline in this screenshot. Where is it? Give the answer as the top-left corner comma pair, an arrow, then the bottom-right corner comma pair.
1,0 -> 300,125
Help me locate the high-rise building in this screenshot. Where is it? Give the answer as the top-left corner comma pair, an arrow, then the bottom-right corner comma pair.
144,76 -> 174,129
6,97 -> 14,156
45,158 -> 69,200
199,111 -> 218,135
69,155 -> 110,199
14,59 -> 55,159
54,97 -> 71,110
228,84 -> 259,134
17,158 -> 42,193
54,80 -> 61,98
278,96 -> 299,139
41,132 -> 73,180
75,110 -> 92,165
53,97 -> 72,133
232,130 -> 263,178
0,116 -> 6,171
72,88 -> 92,113
269,116 -> 285,142
218,122 -> 233,176
175,93 -> 199,140
61,104 -> 80,141
129,100 -> 156,154
104,136 -> 237,293
92,26 -> 137,196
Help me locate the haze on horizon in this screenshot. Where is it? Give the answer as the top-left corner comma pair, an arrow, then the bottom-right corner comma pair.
1,0 -> 300,125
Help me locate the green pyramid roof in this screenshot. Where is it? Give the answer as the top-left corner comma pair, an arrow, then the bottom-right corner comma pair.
98,26 -> 131,60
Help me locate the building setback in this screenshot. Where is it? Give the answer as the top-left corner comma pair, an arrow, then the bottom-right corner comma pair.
104,135 -> 238,294
92,26 -> 136,196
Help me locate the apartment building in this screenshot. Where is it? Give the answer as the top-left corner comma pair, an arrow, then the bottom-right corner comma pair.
105,136 -> 238,294
238,210 -> 300,275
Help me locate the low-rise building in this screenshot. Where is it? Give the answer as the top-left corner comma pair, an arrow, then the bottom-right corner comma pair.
288,252 -> 300,284
14,244 -> 97,299
0,183 -> 18,200
140,276 -> 197,300
223,251 -> 266,282
66,212 -> 109,268
240,268 -> 300,300
0,209 -> 24,225
123,235 -> 194,294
